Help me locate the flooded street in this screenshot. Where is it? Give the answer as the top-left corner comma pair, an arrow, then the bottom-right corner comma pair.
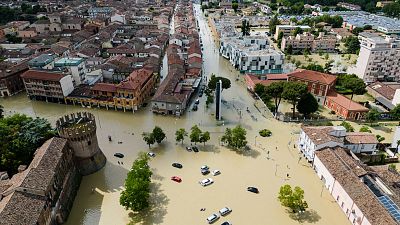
0,5 -> 350,225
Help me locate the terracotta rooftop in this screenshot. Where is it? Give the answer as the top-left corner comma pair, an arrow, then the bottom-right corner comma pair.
345,132 -> 378,144
301,125 -> 344,146
287,69 -> 337,85
315,147 -> 398,225
20,70 -> 65,82
327,92 -> 369,112
368,82 -> 396,100
91,83 -> 117,93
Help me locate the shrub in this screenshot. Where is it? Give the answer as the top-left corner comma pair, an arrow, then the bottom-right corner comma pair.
259,129 -> 272,137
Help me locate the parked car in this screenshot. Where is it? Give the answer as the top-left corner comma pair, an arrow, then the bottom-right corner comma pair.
195,99 -> 200,105
186,146 -> 192,152
114,153 -> 124,158
199,178 -> 214,186
192,105 -> 198,111
219,207 -> 232,216
212,170 -> 221,176
172,163 -> 183,168
192,146 -> 199,152
201,169 -> 210,175
199,92 -> 203,97
171,176 -> 182,183
147,152 -> 156,157
247,186 -> 259,193
206,214 -> 219,224
221,222 -> 232,225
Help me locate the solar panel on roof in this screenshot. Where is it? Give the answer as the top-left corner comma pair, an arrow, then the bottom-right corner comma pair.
378,195 -> 400,222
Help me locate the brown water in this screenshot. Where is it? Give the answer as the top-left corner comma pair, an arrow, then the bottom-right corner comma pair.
0,5 -> 350,225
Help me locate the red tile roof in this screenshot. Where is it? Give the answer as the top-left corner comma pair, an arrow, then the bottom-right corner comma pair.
327,92 -> 369,111
92,83 -> 117,93
21,70 -> 64,82
287,69 -> 337,85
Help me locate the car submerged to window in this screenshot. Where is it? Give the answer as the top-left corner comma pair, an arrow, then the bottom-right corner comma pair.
199,178 -> 214,186
219,207 -> 232,216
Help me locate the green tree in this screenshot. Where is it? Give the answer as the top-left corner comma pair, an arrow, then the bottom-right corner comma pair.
0,114 -> 55,175
366,108 -> 380,124
0,105 -> 3,119
269,15 -> 280,37
397,139 -> 400,150
324,60 -> 334,73
265,81 -> 285,115
208,74 -> 231,90
190,125 -> 202,145
340,121 -> 354,132
175,128 -> 188,144
241,19 -> 250,36
303,64 -> 324,72
292,27 -> 303,36
221,125 -> 247,149
152,126 -> 166,144
5,34 -> 22,44
383,2 -> 400,18
376,135 -> 385,143
390,104 -> 400,120
120,153 -> 152,212
297,93 -> 319,117
344,36 -> 360,54
282,82 -> 308,118
359,126 -> 372,133
286,44 -> 293,54
199,131 -> 210,146
142,132 -> 155,148
232,0 -> 239,12
278,184 -> 308,213
342,76 -> 366,100
277,31 -> 284,48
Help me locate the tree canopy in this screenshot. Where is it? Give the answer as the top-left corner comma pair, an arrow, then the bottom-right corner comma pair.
340,121 -> 354,132
391,104 -> 400,120
278,184 -> 308,213
383,2 -> 400,18
152,126 -> 166,144
142,132 -> 155,148
282,82 -> 308,118
265,81 -> 285,115
302,64 -> 324,73
208,74 -> 231,90
366,108 -> 380,124
335,74 -> 366,99
199,131 -> 211,146
0,114 -> 55,175
297,93 -> 319,117
190,125 -> 202,145
269,15 -> 280,37
175,128 -> 188,144
344,36 -> 360,54
221,125 -> 247,149
241,19 -> 250,36
120,153 -> 152,212
0,4 -> 46,25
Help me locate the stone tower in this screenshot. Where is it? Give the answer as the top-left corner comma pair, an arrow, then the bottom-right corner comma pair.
56,112 -> 106,176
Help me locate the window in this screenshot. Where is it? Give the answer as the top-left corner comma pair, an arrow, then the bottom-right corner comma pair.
341,202 -> 344,208
88,141 -> 91,146
337,196 -> 340,201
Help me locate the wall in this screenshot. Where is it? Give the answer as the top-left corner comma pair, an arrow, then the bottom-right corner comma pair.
60,75 -> 74,96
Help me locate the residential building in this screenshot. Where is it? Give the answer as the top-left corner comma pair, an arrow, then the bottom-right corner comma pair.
88,7 -> 113,18
337,2 -> 362,11
313,147 -> 399,225
0,61 -> 29,97
287,69 -> 337,104
376,1 -> 394,8
281,32 -> 336,53
274,25 -> 311,40
0,137 -> 81,225
28,54 -> 56,70
298,125 -> 378,161
351,32 -> 400,83
220,36 -> 284,74
21,70 -> 74,102
367,81 -> 397,110
330,28 -> 353,41
244,73 -> 288,92
325,91 -> 369,120
30,15 -> 84,35
54,58 -> 87,86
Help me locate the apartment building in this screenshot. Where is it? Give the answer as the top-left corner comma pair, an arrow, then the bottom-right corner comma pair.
337,2 -> 362,10
298,125 -> 378,161
274,25 -> 311,40
54,58 -> 87,86
220,36 -> 284,74
0,61 -> 29,97
21,70 -> 74,102
281,32 -> 337,53
351,32 -> 400,83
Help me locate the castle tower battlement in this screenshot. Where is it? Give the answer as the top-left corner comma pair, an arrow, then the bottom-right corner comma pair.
56,112 -> 106,175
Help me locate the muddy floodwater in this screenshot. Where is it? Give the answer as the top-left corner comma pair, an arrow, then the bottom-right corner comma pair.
0,5 -> 350,225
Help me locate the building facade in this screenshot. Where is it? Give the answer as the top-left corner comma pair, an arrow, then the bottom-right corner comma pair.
281,32 -> 337,53
0,62 -> 29,97
274,25 -> 311,40
351,32 -> 400,83
21,70 -> 74,102
325,92 -> 369,120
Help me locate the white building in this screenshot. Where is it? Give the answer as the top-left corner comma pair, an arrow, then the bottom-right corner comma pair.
350,32 -> 400,83
54,58 -> 87,86
298,125 -> 378,161
111,13 -> 126,24
219,36 -> 284,74
274,25 -> 311,40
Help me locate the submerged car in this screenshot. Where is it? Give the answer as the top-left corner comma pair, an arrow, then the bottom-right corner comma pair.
147,152 -> 156,157
114,153 -> 124,158
212,170 -> 221,176
199,178 -> 214,186
206,213 -> 219,224
247,186 -> 259,193
171,176 -> 182,183
172,163 -> 183,168
201,169 -> 210,175
219,207 -> 232,216
192,146 -> 199,152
